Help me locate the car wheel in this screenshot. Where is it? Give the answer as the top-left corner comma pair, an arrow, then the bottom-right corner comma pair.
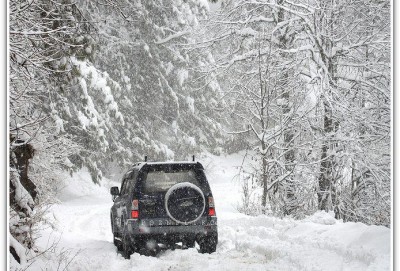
198,234 -> 217,254
114,234 -> 122,251
183,238 -> 195,249
122,234 -> 133,259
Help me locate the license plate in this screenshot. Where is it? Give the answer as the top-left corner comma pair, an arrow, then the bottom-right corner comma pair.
140,218 -> 178,227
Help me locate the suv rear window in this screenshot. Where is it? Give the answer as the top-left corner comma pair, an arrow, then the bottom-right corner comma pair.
143,169 -> 200,193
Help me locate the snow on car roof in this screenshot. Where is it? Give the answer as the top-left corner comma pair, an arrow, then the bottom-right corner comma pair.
132,161 -> 204,170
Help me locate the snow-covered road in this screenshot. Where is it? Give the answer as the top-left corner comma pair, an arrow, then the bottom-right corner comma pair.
20,153 -> 391,271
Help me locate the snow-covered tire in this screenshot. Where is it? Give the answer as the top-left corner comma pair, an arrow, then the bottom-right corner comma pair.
114,234 -> 122,251
165,182 -> 205,224
183,238 -> 195,249
198,234 -> 217,254
121,234 -> 133,259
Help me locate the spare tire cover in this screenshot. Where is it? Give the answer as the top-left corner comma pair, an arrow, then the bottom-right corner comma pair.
165,182 -> 205,224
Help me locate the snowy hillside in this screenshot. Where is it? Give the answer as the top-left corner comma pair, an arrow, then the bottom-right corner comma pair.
10,153 -> 391,271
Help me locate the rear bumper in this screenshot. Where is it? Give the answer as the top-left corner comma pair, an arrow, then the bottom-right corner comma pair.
125,216 -> 217,243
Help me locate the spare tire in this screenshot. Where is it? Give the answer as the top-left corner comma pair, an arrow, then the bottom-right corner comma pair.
165,182 -> 205,224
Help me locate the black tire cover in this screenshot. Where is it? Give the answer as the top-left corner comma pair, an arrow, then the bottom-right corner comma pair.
165,182 -> 205,224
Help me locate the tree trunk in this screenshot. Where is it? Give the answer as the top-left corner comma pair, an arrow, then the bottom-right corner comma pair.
10,136 -> 37,200
317,0 -> 340,214
277,0 -> 296,216
318,101 -> 335,211
261,141 -> 268,212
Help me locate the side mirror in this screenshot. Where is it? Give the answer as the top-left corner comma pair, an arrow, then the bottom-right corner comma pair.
110,186 -> 120,201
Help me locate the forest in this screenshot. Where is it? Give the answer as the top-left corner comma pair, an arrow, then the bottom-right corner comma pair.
9,0 -> 391,266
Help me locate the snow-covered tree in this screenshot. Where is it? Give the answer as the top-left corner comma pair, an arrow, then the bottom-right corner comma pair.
203,0 -> 390,224
9,0 -> 94,262
201,0 -> 315,217
74,0 -> 226,173
284,0 -> 391,224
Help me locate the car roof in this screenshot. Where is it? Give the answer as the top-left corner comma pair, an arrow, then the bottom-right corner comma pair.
130,161 -> 204,171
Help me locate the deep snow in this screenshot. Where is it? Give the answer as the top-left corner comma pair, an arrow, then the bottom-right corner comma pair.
10,152 -> 391,271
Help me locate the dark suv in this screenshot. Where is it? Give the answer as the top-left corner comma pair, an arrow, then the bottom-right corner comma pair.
110,161 -> 218,259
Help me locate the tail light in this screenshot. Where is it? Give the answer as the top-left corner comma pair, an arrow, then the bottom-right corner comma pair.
131,199 -> 139,219
131,210 -> 139,219
208,207 -> 216,216
208,197 -> 216,216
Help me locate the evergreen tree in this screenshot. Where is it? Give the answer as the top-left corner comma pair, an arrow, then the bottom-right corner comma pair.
9,0 -> 92,262
75,0 -> 225,174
